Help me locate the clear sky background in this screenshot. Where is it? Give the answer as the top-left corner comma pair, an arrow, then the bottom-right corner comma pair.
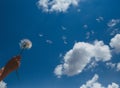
0,0 -> 120,88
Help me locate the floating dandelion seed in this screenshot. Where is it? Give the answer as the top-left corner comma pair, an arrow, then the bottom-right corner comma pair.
19,39 -> 32,49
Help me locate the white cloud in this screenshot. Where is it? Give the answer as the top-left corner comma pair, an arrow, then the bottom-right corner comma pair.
89,41 -> 111,61
80,74 -> 104,88
117,63 -> 120,71
107,19 -> 120,28
110,34 -> 120,53
37,0 -> 80,12
54,41 -> 111,77
80,74 -> 119,88
0,81 -> 7,88
37,0 -> 49,12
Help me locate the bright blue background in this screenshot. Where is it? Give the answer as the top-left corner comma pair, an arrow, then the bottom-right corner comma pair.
0,0 -> 120,88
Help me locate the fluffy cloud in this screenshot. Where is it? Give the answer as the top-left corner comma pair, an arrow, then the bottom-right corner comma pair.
110,34 -> 120,53
80,74 -> 119,88
37,0 -> 80,12
80,74 -> 104,88
54,41 -> 111,77
107,19 -> 120,28
0,81 -> 7,88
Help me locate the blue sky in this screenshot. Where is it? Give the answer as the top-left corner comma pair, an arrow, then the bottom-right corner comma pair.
0,0 -> 120,88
